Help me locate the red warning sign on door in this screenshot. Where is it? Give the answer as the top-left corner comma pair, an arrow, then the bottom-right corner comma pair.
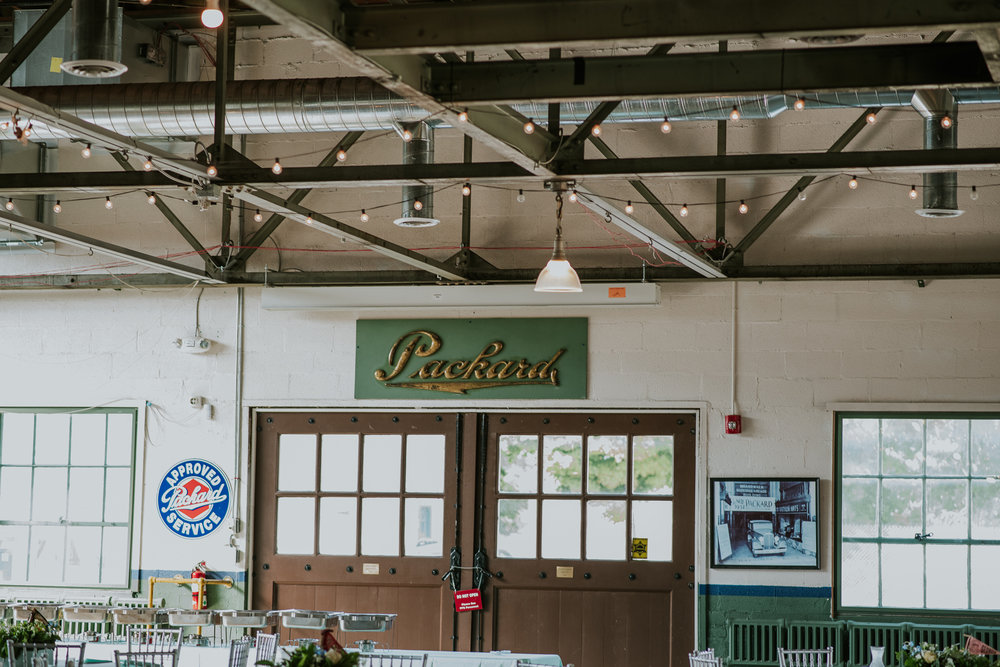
454,589 -> 483,612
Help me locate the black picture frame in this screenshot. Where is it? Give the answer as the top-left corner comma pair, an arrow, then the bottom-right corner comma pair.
710,477 -> 820,569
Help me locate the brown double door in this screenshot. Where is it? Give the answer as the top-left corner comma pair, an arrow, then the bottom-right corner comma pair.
253,411 -> 696,667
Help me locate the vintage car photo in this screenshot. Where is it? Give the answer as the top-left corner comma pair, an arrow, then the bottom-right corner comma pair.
746,519 -> 786,557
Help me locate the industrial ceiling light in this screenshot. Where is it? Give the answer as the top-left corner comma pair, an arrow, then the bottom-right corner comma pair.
535,192 -> 582,293
201,0 -> 224,28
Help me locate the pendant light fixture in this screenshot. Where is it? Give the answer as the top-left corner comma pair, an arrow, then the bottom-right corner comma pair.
534,192 -> 582,293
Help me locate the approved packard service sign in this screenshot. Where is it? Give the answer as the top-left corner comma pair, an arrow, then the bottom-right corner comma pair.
158,459 -> 231,539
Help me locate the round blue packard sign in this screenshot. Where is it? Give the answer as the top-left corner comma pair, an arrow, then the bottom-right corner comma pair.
157,459 -> 231,539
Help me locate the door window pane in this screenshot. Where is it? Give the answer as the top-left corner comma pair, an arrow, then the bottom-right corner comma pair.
926,545 -> 967,609
587,436 -> 627,494
632,436 -> 673,495
278,434 -> 316,492
32,467 -> 68,522
1,414 -> 34,464
363,435 -> 401,492
497,499 -> 536,558
404,497 -> 443,556
499,435 -> 537,493
68,468 -> 105,522
880,479 -> 922,538
842,418 -> 880,475
361,497 -> 399,556
632,500 -> 672,562
842,478 -> 878,538
586,500 -> 626,560
542,435 -> 581,494
70,414 -> 105,465
319,497 -> 357,555
541,499 -> 580,559
881,419 -> 924,475
276,497 -> 315,554
841,543 -> 878,607
320,434 -> 358,492
37,414 -> 71,465
405,435 -> 445,493
881,543 -> 923,608
925,479 -> 968,539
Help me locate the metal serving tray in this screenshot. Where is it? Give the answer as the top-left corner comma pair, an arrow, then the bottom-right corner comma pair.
62,605 -> 111,622
276,609 -> 340,630
338,613 -> 395,632
12,603 -> 62,622
165,609 -> 218,626
111,607 -> 164,625
218,610 -> 275,627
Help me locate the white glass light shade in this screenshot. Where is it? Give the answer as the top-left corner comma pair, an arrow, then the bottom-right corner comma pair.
534,236 -> 582,293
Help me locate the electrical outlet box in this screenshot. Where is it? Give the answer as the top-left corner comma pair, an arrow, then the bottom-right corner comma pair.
725,415 -> 742,434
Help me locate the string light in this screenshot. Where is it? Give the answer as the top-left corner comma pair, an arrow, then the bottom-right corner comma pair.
0,119 -> 9,130
336,149 -> 347,162
143,156 -> 154,171
4,198 -> 13,211
52,200 -> 62,214
849,175 -> 859,190
909,185 -> 918,200
660,117 -> 672,133
23,123 -> 32,138
591,124 -> 602,137
81,143 -> 92,158
360,209 -> 369,223
401,128 -> 413,142
271,158 -> 282,175
970,186 -> 979,201
105,197 -> 114,210
940,115 -> 953,129
729,106 -> 741,121
679,204 -> 689,217
523,119 -> 535,135
201,0 -> 224,28
798,187 -> 807,201
140,0 -> 151,4
568,190 -> 578,203
517,189 -> 526,203
625,201 -> 634,215
461,182 -> 471,196
866,112 -> 878,125
413,200 -> 423,211
253,209 -> 263,223
738,200 -> 749,214
147,193 -> 157,205
206,164 -> 218,177
794,98 -> 806,111
305,215 -> 313,225
457,109 -> 469,123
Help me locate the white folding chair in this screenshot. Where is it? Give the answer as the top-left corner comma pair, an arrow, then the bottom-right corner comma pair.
228,638 -> 252,667
254,634 -> 278,666
778,647 -> 835,667
6,642 -> 54,667
126,629 -> 181,654
113,650 -> 178,667
689,649 -> 722,667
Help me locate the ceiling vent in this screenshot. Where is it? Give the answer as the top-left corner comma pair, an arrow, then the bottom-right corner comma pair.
60,0 -> 127,78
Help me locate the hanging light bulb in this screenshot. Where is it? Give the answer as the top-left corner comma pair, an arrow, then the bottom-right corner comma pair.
52,200 -> 62,214
23,123 -> 32,138
336,149 -> 347,162
568,190 -> 578,203
413,200 -> 423,211
206,164 -> 218,177
848,175 -> 859,190
940,115 -> 953,129
360,209 -> 370,223
516,189 -> 526,203
461,182 -> 472,197
660,117 -> 672,133
147,193 -> 157,205
457,109 -> 469,123
866,112 -> 878,125
143,156 -> 154,171
679,204 -> 689,217
105,196 -> 114,210
798,187 -> 807,201
909,185 -> 918,200
591,123 -> 602,137
305,215 -> 313,225
0,119 -> 9,131
523,119 -> 535,135
401,128 -> 413,142
970,186 -> 979,201
201,0 -> 224,28
625,201 -> 634,215
271,158 -> 282,174
729,106 -> 741,121
4,198 -> 13,211
738,200 -> 749,215
794,97 -> 806,111
535,192 -> 582,293
81,143 -> 92,158
254,209 -> 263,223
140,0 -> 151,5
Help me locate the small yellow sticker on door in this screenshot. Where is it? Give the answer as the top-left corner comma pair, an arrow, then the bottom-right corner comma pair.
50,57 -> 64,73
631,538 -> 648,559
362,563 -> 380,575
555,566 -> 574,578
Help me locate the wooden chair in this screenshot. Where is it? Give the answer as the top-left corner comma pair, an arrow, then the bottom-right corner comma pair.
228,638 -> 252,667
113,650 -> 179,667
778,647 -> 834,667
5,642 -> 86,667
254,634 -> 278,666
689,649 -> 722,667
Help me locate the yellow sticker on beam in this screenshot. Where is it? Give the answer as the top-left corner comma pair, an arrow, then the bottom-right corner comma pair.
631,538 -> 648,559
50,57 -> 64,73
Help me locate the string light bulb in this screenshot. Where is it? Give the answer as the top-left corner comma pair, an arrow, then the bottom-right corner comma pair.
794,97 -> 806,111
516,189 -> 526,203
81,143 -> 92,158
143,156 -> 154,171
413,200 -> 423,211
254,209 -> 263,223
23,123 -> 32,138
0,120 -> 9,130
52,200 -> 62,214
140,0 -> 151,4
660,117 -> 672,133
4,198 -> 13,211
147,193 -> 157,205
568,190 -> 578,203
679,204 -> 689,217
738,200 -> 749,215
201,0 -> 224,28
105,196 -> 114,210
729,106 -> 741,121
940,115 -> 953,129
523,119 -> 535,135
849,175 -> 859,190
305,215 -> 313,225
457,109 -> 468,123
625,201 -> 634,215
336,149 -> 347,162
207,164 -> 218,177
909,185 -> 918,200
461,182 -> 471,197
866,112 -> 878,125
591,123 -> 602,137
271,158 -> 282,175
401,128 -> 413,142
798,187 -> 807,201
970,186 -> 979,201
360,209 -> 369,223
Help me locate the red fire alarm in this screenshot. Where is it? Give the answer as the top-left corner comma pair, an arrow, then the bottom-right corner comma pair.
725,415 -> 742,434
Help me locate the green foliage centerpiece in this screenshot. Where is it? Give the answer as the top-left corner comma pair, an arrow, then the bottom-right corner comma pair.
0,618 -> 61,659
259,641 -> 358,667
897,642 -> 995,667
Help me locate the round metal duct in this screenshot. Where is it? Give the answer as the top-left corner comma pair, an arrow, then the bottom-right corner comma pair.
60,0 -> 127,78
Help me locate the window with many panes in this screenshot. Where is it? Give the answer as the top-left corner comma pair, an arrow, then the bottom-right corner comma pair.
0,408 -> 137,587
496,433 -> 674,560
837,413 -> 1000,614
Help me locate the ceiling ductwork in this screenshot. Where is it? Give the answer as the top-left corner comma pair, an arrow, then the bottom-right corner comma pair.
911,90 -> 963,219
60,0 -> 127,78
6,78 -> 1000,140
394,122 -> 439,228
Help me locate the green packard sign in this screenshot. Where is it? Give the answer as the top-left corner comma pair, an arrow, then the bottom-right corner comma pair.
355,318 -> 587,399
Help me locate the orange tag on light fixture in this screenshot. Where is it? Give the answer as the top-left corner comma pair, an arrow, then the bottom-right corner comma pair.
608,287 -> 626,298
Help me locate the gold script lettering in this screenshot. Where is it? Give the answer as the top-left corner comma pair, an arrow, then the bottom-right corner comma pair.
375,330 -> 441,381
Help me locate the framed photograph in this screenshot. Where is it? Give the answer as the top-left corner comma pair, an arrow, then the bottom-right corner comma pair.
710,478 -> 820,569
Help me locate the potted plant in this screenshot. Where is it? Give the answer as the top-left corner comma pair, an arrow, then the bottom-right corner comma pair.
0,617 -> 61,659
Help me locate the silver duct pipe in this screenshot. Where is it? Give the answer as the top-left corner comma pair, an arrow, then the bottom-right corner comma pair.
7,78 -> 1000,140
911,90 -> 962,218
394,122 -> 439,228
61,0 -> 127,78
